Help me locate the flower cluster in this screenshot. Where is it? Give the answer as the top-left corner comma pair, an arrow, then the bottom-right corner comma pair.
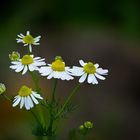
9,31 -> 108,110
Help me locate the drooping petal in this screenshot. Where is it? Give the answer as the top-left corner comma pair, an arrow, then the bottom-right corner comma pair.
92,75 -> 98,84
88,74 -> 94,84
22,65 -> 28,75
30,94 -> 39,104
15,65 -> 24,72
28,64 -> 35,71
32,92 -> 43,100
20,97 -> 25,109
24,97 -> 30,110
13,96 -> 21,107
79,73 -> 87,83
27,96 -> 34,108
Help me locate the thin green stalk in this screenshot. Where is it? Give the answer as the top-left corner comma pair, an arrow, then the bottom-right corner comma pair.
30,110 -> 42,128
29,71 -> 46,136
2,94 -> 12,102
55,83 -> 81,119
30,72 -> 41,93
51,79 -> 58,103
47,79 -> 58,136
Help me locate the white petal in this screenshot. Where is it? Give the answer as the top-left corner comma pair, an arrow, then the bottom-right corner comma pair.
88,74 -> 94,83
13,95 -> 19,102
69,66 -> 84,76
29,45 -> 32,52
13,96 -> 21,107
79,60 -> 86,66
39,67 -> 52,76
53,71 -> 61,79
79,73 -> 87,83
34,61 -> 46,66
22,65 -> 28,75
34,57 -> 41,60
24,43 -> 28,46
94,63 -> 99,68
11,61 -> 21,65
34,36 -> 41,42
47,72 -> 54,79
15,65 -> 24,72
64,73 -> 74,80
27,31 -> 30,35
31,94 -> 39,104
28,64 -> 35,71
95,73 -> 106,80
32,92 -> 43,100
20,97 -> 25,109
36,58 -> 45,62
96,68 -> 108,75
10,64 -> 20,70
27,96 -> 34,108
92,75 -> 98,84
24,97 -> 30,110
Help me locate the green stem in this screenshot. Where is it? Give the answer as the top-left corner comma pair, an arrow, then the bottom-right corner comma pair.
2,94 -> 12,102
51,79 -> 58,103
47,79 -> 58,136
55,83 -> 81,119
29,72 -> 46,136
29,72 -> 41,93
30,110 -> 42,128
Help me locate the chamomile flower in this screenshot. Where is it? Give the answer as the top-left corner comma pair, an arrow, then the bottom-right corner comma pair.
10,54 -> 46,75
39,56 -> 74,80
16,31 -> 41,52
13,85 -> 43,110
69,60 -> 108,84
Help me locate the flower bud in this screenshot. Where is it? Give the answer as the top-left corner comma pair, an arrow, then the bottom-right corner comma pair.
0,83 -> 6,95
84,121 -> 93,129
55,56 -> 63,61
79,125 -> 84,130
9,51 -> 20,61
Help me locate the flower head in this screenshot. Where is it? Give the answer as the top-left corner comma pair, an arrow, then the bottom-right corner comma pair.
84,121 -> 93,129
10,54 -> 46,75
13,85 -> 43,110
39,56 -> 74,80
9,51 -> 20,61
16,31 -> 41,52
0,83 -> 6,95
69,60 -> 108,84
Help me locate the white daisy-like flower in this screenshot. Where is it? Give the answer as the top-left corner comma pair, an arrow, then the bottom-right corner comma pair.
39,56 -> 74,81
10,54 -> 46,75
13,85 -> 43,110
16,31 -> 41,52
69,60 -> 108,84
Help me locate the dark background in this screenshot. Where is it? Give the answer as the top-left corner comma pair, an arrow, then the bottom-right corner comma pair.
0,0 -> 140,140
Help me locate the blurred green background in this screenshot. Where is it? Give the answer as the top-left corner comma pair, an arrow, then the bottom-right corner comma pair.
0,0 -> 140,140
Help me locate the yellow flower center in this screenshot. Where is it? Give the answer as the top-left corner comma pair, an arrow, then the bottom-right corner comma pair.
21,55 -> 34,65
83,62 -> 96,74
18,86 -> 32,97
23,35 -> 34,44
51,60 -> 65,71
